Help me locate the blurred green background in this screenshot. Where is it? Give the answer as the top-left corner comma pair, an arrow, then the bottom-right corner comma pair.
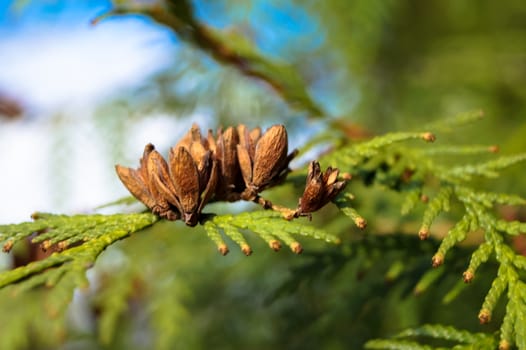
0,0 -> 525,349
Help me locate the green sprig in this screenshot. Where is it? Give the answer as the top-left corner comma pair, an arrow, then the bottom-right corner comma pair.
205,211 -> 340,255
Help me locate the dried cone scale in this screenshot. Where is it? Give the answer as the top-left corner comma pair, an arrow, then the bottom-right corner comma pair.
115,144 -> 156,209
237,124 -> 297,201
168,145 -> 218,226
115,144 -> 180,220
145,148 -> 181,220
209,126 -> 243,201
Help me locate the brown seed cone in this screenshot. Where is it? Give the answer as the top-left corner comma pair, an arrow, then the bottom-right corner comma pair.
296,161 -> 347,216
116,123 -> 298,225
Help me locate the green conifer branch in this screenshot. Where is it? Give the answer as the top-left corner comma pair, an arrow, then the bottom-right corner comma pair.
315,112 -> 526,348
432,214 -> 471,267
400,188 -> 422,215
333,192 -> 367,229
394,324 -> 488,343
351,132 -> 436,158
0,208 -> 341,298
365,324 -> 497,349
418,187 -> 453,240
420,145 -> 498,156
205,211 -> 341,255
422,110 -> 485,132
323,130 -> 435,170
464,242 -> 493,281
0,213 -> 158,289
365,339 -> 435,349
446,154 -> 526,181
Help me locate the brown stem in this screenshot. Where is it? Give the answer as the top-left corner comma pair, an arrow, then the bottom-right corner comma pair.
253,196 -> 298,220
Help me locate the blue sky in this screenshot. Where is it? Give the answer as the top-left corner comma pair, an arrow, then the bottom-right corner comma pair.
0,0 -> 177,112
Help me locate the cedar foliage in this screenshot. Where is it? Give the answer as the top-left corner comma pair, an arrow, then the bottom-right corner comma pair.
2,0 -> 526,349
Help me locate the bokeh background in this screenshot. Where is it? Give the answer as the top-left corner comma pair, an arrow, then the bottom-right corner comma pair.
1,1 -> 526,349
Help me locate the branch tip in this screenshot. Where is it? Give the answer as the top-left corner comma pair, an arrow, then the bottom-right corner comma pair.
421,132 -> 436,143
269,240 -> 281,252
462,269 -> 474,283
488,145 -> 500,153
478,309 -> 491,324
431,253 -> 444,267
57,241 -> 68,251
2,240 -> 13,253
218,244 -> 229,256
342,172 -> 352,181
418,228 -> 429,240
241,244 -> 252,256
42,240 -> 52,251
354,217 -> 367,229
290,242 -> 303,254
499,340 -> 510,350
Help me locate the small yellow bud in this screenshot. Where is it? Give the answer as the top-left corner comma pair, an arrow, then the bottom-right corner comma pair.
421,132 -> 436,142
290,242 -> 303,254
488,145 -> 499,153
478,309 -> 491,324
499,339 -> 510,350
462,269 -> 474,283
355,217 -> 367,229
431,252 -> 444,267
57,241 -> 69,251
241,244 -> 253,256
42,240 -> 52,251
2,240 -> 14,253
218,244 -> 229,256
269,240 -> 282,252
418,228 -> 429,240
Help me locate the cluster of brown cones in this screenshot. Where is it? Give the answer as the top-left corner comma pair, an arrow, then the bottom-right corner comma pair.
116,124 -> 349,226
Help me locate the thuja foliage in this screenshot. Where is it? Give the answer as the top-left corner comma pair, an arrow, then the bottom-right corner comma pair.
0,213 -> 158,349
365,324 -> 498,349
0,208 -> 344,348
0,212 -> 158,288
324,111 -> 526,349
